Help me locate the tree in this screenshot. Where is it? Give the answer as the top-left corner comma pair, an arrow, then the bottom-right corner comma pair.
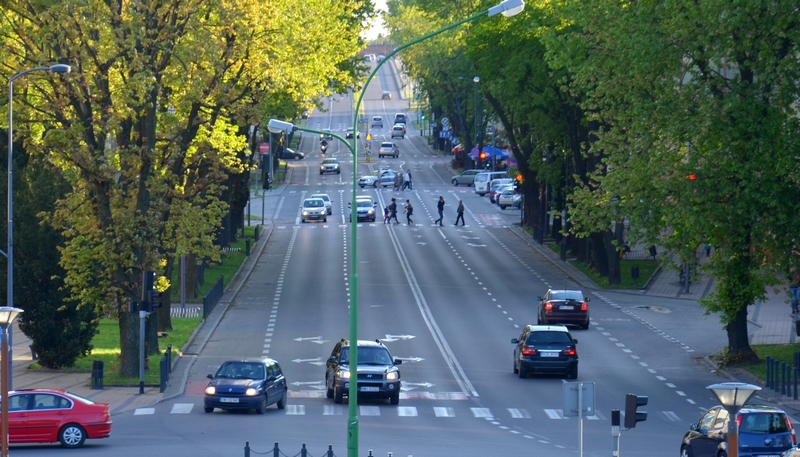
544,0 -> 800,361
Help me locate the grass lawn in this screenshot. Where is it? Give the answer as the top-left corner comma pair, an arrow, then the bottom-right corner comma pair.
546,242 -> 659,289
722,344 -> 800,383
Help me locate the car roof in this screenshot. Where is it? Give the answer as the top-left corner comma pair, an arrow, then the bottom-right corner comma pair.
525,324 -> 571,333
311,193 -> 330,198
372,115 -> 382,119
341,338 -> 388,348
393,125 -> 403,129
381,142 -> 394,146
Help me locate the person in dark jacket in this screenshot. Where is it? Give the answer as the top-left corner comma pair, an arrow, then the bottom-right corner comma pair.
435,196 -> 445,226
454,200 -> 465,226
404,199 -> 414,225
388,198 -> 399,224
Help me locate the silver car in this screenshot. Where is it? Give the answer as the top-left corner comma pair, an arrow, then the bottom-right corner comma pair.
310,193 -> 333,214
320,158 -> 341,175
301,198 -> 327,223
451,170 -> 482,186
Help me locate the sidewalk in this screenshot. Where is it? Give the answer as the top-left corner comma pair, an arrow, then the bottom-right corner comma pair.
6,220 -> 275,416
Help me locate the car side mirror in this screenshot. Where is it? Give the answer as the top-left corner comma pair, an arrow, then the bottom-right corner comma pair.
393,359 -> 402,365
572,339 -> 578,344
207,374 -> 213,380
585,297 -> 591,302
329,355 -> 337,363
536,296 -> 542,301
511,338 -> 519,344
689,423 -> 698,431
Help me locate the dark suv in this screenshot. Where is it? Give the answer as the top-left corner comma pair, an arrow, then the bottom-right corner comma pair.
512,325 -> 579,379
681,404 -> 796,457
325,339 -> 402,405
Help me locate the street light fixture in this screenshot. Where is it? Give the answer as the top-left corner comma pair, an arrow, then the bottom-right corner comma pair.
349,1 -> 523,456
0,306 -> 23,457
707,382 -> 761,457
6,64 -> 71,392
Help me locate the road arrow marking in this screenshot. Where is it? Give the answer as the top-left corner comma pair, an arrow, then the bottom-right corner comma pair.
292,357 -> 323,365
293,336 -> 329,344
382,334 -> 416,342
417,242 -> 427,245
403,381 -> 435,388
462,236 -> 480,240
467,243 -> 486,247
395,356 -> 424,363
291,381 -> 324,386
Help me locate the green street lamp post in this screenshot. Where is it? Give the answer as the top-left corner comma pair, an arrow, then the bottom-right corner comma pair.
6,64 -> 70,393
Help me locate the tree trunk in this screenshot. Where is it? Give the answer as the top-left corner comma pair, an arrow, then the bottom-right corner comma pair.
119,311 -> 140,378
725,305 -> 755,360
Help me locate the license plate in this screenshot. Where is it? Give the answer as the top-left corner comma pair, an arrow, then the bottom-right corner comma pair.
220,397 -> 239,403
540,352 -> 559,357
559,305 -> 574,310
360,386 -> 380,392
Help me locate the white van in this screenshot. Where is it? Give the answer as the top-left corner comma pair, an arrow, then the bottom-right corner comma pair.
474,171 -> 508,196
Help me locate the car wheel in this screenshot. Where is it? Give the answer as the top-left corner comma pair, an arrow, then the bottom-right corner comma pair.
390,393 -> 400,405
59,424 -> 87,448
337,170 -> 341,174
581,321 -> 590,330
513,359 -> 519,374
326,377 -> 334,399
680,445 -> 692,457
537,314 -> 543,325
277,389 -> 287,409
360,185 -> 364,188
500,206 -> 506,210
568,367 -> 578,380
323,217 -> 327,223
518,366 -> 527,379
320,172 -> 323,175
294,156 -> 301,160
204,406 -> 214,413
373,182 -> 378,188
452,179 -> 458,186
302,219 -> 306,223
327,209 -> 332,215
256,397 -> 268,414
334,385 -> 344,404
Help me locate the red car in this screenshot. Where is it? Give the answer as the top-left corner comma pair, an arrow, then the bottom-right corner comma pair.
3,389 -> 112,448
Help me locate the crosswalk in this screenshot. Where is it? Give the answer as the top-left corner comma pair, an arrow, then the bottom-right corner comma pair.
132,400 -> 683,423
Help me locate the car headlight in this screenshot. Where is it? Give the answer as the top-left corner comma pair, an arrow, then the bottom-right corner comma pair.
334,165 -> 340,169
245,387 -> 258,396
303,211 -> 309,216
205,386 -> 216,395
340,370 -> 351,379
386,371 -> 398,381
368,209 -> 374,215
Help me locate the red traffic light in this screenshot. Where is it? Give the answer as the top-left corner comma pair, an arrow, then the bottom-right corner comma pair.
479,152 -> 487,160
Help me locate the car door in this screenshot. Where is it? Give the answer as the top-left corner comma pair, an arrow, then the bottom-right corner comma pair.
26,393 -> 68,443
269,363 -> 287,403
687,407 -> 725,457
6,393 -> 33,443
326,342 -> 343,391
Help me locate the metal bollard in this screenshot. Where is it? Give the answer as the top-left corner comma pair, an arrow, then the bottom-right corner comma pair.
160,356 -> 167,393
91,360 -> 104,389
301,443 -> 307,457
766,356 -> 772,389
273,442 -> 279,457
167,343 -> 172,373
246,239 -> 251,256
255,226 -> 260,242
327,445 -> 333,457
782,362 -> 788,395
244,441 -> 250,457
795,367 -> 798,400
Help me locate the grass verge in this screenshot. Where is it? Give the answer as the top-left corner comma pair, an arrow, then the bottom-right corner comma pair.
545,242 -> 658,289
720,345 -> 800,383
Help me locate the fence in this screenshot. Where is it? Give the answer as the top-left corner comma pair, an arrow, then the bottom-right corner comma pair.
765,354 -> 800,400
243,442 -> 394,457
203,276 -> 224,319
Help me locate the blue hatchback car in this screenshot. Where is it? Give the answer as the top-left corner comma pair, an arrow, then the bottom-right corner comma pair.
204,359 -> 287,414
680,404 -> 795,457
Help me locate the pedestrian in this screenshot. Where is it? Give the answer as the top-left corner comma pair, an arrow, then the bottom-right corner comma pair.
704,244 -> 711,257
790,268 -> 800,313
435,196 -> 445,226
454,199 -> 465,226
383,206 -> 390,224
406,169 -> 413,190
393,172 -> 401,191
401,170 -> 410,191
388,198 -> 399,224
404,199 -> 414,225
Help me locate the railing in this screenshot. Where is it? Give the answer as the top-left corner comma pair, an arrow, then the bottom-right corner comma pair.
765,354 -> 800,400
202,275 -> 224,319
244,442 -> 389,457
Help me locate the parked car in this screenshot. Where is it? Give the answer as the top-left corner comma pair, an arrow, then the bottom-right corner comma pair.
512,325 -> 578,379
452,169 -> 482,186
280,148 -> 305,160
310,193 -> 333,214
0,389 -> 112,448
391,125 -> 405,139
371,116 -> 383,128
320,158 -> 341,175
680,404 -> 796,457
301,198 -> 327,223
474,171 -> 509,196
325,338 -> 402,405
349,196 -> 377,222
379,141 -> 399,158
204,359 -> 287,414
537,289 -> 591,329
381,91 -> 392,100
489,178 -> 514,203
497,188 -> 517,209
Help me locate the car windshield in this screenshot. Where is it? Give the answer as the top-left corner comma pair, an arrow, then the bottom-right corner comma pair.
551,291 -> 584,301
526,331 -> 573,346
216,362 -> 265,379
340,347 -> 392,365
323,159 -> 337,164
304,200 -> 324,208
312,195 -> 330,202
356,200 -> 373,208
739,412 -> 790,433
381,143 -> 393,148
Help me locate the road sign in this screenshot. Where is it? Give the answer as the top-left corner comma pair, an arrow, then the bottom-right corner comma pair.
259,143 -> 270,155
441,117 -> 449,127
563,381 -> 595,417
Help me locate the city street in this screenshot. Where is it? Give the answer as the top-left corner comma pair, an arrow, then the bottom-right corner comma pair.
11,57 -> 752,457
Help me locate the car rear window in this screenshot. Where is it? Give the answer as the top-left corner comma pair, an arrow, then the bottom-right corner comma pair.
551,291 -> 584,301
526,331 -> 572,346
739,412 -> 791,433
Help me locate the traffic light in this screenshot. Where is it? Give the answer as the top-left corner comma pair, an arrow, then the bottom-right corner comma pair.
479,152 -> 487,161
420,113 -> 426,120
624,394 -> 648,428
140,271 -> 162,312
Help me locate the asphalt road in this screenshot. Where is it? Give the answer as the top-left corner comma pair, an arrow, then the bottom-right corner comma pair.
18,58 -> 740,457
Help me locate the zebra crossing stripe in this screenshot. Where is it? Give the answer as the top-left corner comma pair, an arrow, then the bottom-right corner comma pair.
397,407 -> 418,417
507,408 -> 531,418
134,408 -> 155,415
286,405 -> 305,415
170,403 -> 193,414
471,407 -> 493,418
433,407 -> 455,417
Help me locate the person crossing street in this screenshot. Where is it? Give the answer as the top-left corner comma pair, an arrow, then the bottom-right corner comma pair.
454,200 -> 465,226
435,196 -> 445,226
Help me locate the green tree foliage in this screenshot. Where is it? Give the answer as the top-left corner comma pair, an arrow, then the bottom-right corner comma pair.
544,0 -> 800,360
1,0 -> 372,375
